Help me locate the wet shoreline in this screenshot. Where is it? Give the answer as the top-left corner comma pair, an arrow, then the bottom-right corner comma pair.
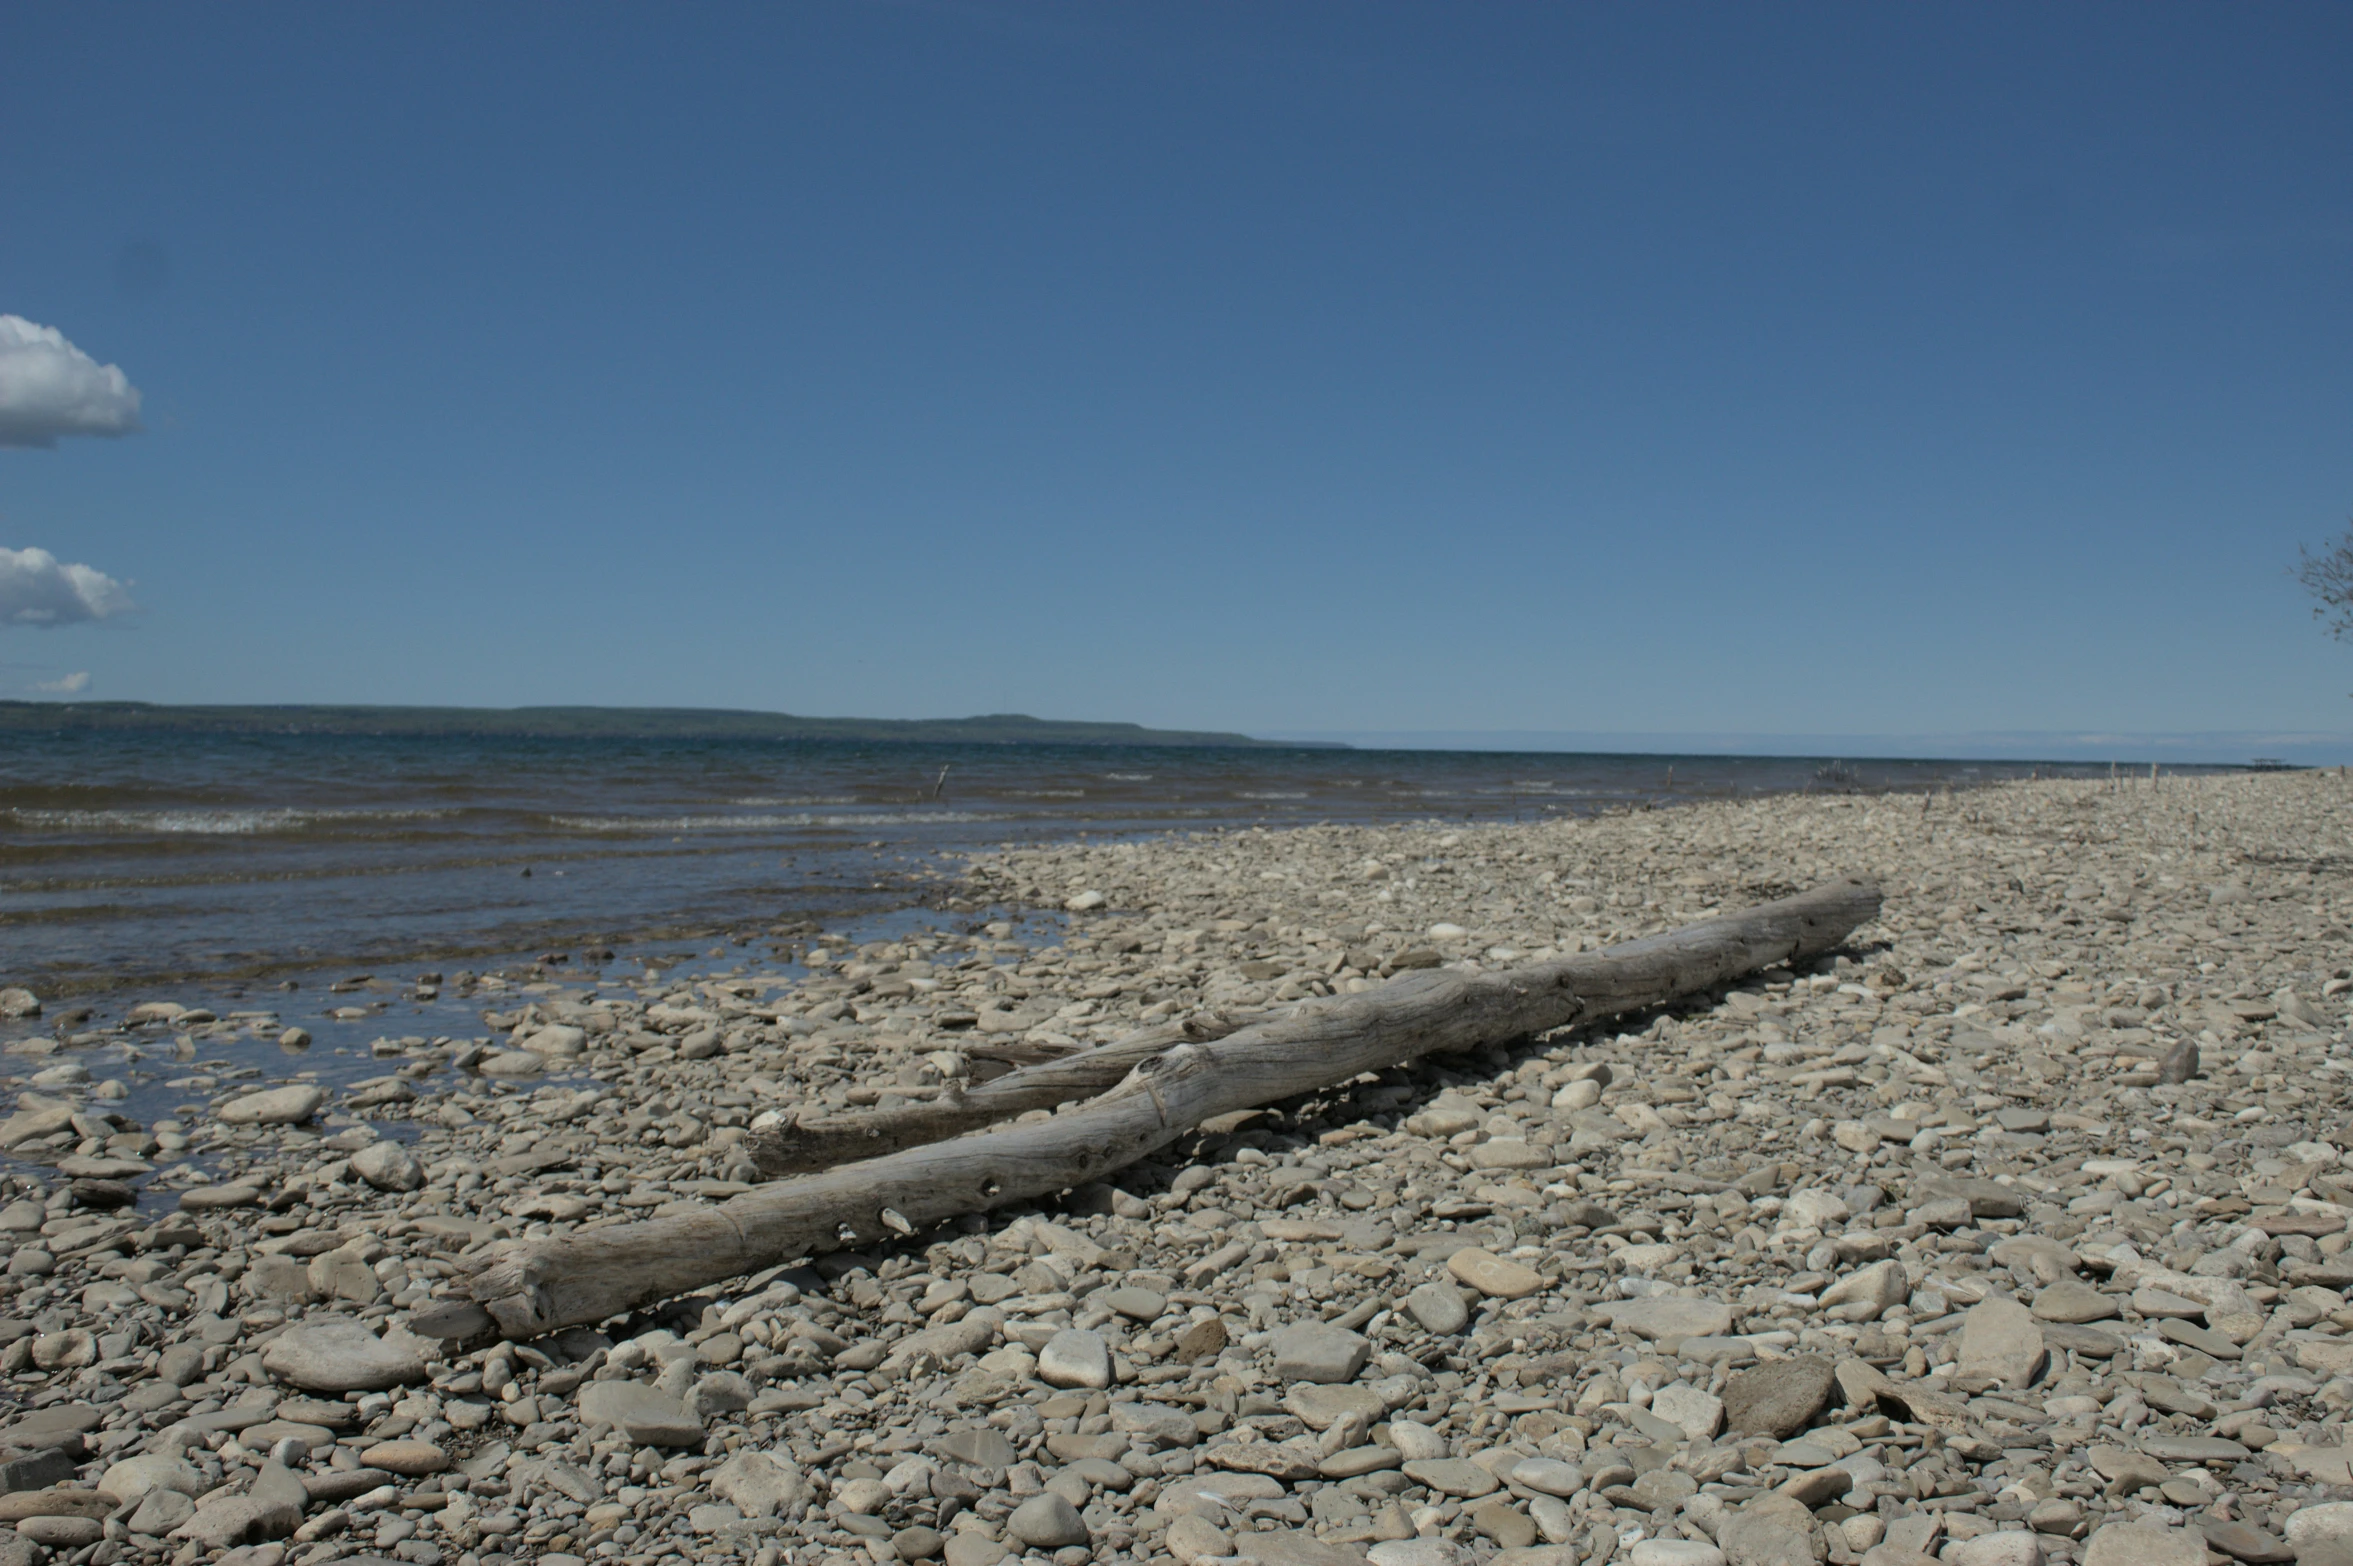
2,732 -> 2184,1002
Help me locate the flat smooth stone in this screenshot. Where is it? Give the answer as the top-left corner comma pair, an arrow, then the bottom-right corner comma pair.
2138,1435 -> 2249,1463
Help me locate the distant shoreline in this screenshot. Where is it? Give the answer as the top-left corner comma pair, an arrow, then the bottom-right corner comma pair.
1263,726 -> 2349,767
0,700 -> 1347,749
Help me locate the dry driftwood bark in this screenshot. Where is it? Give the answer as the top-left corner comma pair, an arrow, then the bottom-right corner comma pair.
747,1007 -> 1273,1175
458,876 -> 1879,1339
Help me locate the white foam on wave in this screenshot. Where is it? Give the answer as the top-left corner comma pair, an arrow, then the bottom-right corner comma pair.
548,810 -> 1008,832
8,807 -> 450,835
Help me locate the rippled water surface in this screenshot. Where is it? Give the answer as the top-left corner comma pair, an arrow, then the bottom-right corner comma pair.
1,730 -> 2146,996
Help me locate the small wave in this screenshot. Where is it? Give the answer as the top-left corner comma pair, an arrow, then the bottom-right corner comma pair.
1236,791 -> 1309,800
1009,789 -> 1087,798
549,810 -> 1008,832
7,807 -> 451,836
728,796 -> 860,807
1103,773 -> 1155,782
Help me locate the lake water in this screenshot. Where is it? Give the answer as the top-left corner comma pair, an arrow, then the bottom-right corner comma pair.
0,731 -> 2160,1001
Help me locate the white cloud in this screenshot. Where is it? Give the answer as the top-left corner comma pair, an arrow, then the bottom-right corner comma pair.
0,547 -> 135,626
0,316 -> 143,448
32,671 -> 90,694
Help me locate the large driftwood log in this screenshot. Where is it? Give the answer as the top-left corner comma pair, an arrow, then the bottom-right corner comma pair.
748,1007 -> 1273,1175
458,877 -> 1879,1339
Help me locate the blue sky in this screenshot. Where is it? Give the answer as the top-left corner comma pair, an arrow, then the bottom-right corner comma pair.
2,4 -> 2350,747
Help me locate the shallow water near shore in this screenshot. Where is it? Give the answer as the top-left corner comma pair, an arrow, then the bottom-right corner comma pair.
0,899 -> 1075,1206
1,730 -> 2159,1001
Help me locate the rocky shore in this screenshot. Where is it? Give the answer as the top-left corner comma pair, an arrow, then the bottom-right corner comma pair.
1,770 -> 2351,1566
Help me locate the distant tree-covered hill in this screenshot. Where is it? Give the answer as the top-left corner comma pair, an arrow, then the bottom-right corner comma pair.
0,701 -> 1338,748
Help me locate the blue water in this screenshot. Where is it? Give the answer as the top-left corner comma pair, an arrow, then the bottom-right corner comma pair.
0,730 -> 2165,997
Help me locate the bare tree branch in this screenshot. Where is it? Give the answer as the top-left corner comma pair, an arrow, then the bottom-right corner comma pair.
2294,518 -> 2353,642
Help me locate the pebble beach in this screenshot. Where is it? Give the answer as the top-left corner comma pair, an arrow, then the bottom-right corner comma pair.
2,769 -> 2351,1566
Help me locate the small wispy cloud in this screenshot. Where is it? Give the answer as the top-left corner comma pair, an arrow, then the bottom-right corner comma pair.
0,316 -> 143,448
32,671 -> 90,694
0,547 -> 135,627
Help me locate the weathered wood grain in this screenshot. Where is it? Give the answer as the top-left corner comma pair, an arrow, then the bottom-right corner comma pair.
745,1007 -> 1272,1175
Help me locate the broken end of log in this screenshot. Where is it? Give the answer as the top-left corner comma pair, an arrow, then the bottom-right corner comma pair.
461,1242 -> 554,1340
1771,874 -> 1882,962
463,1203 -> 771,1339
741,1120 -> 792,1177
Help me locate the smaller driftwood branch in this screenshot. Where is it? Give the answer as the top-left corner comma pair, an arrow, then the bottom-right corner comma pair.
747,1008 -> 1270,1175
